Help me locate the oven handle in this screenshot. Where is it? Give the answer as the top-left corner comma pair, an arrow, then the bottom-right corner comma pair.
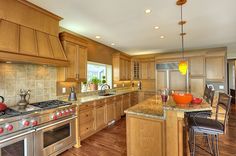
36,116 -> 77,131
0,129 -> 35,144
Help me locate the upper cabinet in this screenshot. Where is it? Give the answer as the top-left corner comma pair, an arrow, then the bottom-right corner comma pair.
206,56 -> 225,82
113,53 -> 131,81
131,58 -> 155,80
189,56 -> 205,77
59,32 -> 88,81
0,0 -> 68,66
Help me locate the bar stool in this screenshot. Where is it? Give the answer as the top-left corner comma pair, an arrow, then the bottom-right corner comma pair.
188,92 -> 232,156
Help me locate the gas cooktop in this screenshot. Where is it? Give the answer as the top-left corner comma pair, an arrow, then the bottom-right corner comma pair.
30,100 -> 72,109
0,108 -> 21,118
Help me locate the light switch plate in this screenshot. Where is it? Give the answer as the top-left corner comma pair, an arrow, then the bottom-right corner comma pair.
219,85 -> 224,90
62,87 -> 66,93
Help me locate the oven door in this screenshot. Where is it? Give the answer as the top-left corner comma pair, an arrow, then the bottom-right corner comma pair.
34,116 -> 76,156
0,129 -> 34,156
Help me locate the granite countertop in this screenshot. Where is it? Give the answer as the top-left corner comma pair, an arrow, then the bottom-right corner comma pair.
58,89 -> 138,105
125,95 -> 212,119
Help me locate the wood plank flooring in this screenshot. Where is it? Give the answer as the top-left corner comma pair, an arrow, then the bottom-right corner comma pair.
60,105 -> 236,156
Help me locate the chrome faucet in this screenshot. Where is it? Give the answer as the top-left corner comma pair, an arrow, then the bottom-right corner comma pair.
99,84 -> 111,95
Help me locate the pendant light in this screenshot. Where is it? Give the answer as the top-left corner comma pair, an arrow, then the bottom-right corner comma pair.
177,0 -> 188,75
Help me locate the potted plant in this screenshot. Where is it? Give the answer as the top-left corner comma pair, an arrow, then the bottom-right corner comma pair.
90,76 -> 101,91
101,76 -> 106,84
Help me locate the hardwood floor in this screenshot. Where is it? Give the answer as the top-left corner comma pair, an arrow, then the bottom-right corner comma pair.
60,118 -> 127,156
60,105 -> 236,156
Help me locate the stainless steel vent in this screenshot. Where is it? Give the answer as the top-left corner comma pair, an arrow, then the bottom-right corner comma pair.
156,62 -> 178,70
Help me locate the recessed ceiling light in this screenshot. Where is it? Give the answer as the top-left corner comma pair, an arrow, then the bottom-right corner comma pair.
160,35 -> 165,39
6,61 -> 12,64
145,9 -> 151,14
154,26 -> 159,29
95,36 -> 101,39
111,43 -> 115,46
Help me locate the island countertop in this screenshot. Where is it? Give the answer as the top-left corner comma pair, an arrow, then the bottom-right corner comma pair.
125,95 -> 212,119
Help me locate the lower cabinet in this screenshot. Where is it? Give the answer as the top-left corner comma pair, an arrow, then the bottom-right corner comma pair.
130,91 -> 139,106
121,93 -> 131,116
95,100 -> 106,130
79,102 -> 95,140
115,96 -> 122,120
106,97 -> 116,123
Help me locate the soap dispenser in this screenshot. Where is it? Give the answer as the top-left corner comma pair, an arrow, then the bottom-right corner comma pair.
68,86 -> 77,101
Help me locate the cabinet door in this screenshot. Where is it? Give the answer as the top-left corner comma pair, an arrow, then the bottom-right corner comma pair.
169,70 -> 186,91
120,59 -> 126,80
141,62 -> 148,79
115,100 -> 121,120
0,20 -> 19,53
190,77 -> 205,97
127,61 -> 131,80
64,42 -> 78,80
107,103 -> 115,123
96,105 -> 106,130
206,57 -> 225,81
189,56 -> 205,76
148,61 -> 155,79
78,46 -> 87,80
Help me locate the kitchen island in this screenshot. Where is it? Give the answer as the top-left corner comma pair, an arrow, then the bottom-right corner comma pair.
125,95 -> 212,156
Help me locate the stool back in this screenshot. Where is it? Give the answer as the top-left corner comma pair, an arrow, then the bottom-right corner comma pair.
203,85 -> 215,106
215,92 -> 232,131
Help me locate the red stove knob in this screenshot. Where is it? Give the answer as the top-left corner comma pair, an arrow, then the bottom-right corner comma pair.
52,114 -> 57,120
23,120 -> 30,126
5,124 -> 13,131
61,110 -> 65,115
0,127 -> 4,134
65,109 -> 69,115
57,112 -> 62,117
31,120 -> 38,126
70,108 -> 74,113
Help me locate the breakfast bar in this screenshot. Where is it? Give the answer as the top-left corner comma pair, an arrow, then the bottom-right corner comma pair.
125,95 -> 212,156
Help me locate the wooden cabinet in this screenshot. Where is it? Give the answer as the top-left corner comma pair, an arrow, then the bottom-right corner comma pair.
115,96 -> 122,120
121,94 -> 131,115
0,19 -> 19,53
190,77 -> 205,96
60,32 -> 88,81
106,98 -> 115,123
95,100 -> 106,130
127,114 -> 165,156
189,56 -> 205,76
113,53 -> 131,81
79,101 -> 95,140
130,92 -> 139,106
131,58 -> 155,80
206,56 -> 225,82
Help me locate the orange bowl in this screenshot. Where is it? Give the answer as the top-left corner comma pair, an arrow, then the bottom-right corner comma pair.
172,93 -> 193,105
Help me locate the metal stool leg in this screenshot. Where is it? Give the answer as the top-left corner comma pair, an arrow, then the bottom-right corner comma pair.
192,130 -> 196,156
215,135 -> 220,156
207,135 -> 213,155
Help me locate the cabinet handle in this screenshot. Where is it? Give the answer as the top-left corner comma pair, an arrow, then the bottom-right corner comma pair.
86,128 -> 89,130
86,114 -> 89,117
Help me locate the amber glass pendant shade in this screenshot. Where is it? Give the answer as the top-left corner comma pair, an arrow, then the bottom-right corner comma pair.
178,60 -> 188,75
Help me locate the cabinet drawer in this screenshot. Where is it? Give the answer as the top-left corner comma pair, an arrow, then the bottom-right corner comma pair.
95,99 -> 105,107
106,97 -> 115,104
80,121 -> 94,137
79,109 -> 94,124
79,102 -> 94,111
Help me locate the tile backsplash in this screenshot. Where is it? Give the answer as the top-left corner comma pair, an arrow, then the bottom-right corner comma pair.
0,63 -> 57,106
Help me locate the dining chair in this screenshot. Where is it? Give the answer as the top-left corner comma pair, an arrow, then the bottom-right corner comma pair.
188,92 -> 232,156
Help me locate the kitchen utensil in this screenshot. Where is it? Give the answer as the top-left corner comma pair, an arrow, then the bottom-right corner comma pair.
172,93 -> 193,105
68,87 -> 77,101
17,89 -> 31,109
191,97 -> 203,104
0,96 -> 7,111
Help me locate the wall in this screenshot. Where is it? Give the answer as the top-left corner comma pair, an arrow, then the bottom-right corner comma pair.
0,63 -> 57,106
227,43 -> 236,59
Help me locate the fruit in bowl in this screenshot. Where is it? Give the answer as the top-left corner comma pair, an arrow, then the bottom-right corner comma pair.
172,93 -> 193,105
191,97 -> 203,104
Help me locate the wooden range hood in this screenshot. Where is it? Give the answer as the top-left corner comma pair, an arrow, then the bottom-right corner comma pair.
0,0 -> 69,66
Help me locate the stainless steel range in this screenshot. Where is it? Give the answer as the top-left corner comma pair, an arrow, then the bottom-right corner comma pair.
0,100 -> 77,156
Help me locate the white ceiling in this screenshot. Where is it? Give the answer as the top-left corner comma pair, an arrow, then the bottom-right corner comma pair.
28,0 -> 236,55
